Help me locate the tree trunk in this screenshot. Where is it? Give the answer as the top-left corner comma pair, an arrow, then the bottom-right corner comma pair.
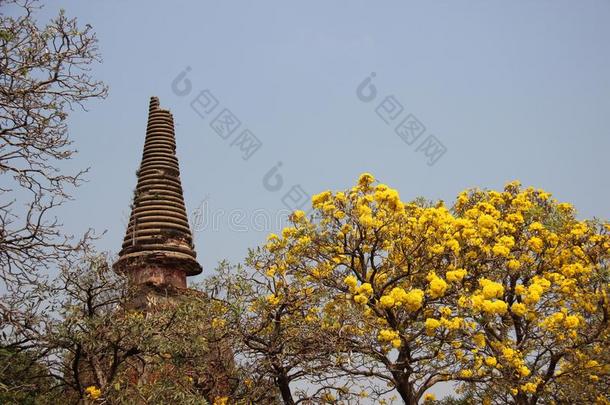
276,374 -> 295,405
393,372 -> 417,405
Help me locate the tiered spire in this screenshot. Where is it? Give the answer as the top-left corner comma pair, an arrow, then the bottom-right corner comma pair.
113,97 -> 202,289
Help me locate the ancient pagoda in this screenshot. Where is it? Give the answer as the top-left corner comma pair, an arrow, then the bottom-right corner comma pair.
113,96 -> 202,289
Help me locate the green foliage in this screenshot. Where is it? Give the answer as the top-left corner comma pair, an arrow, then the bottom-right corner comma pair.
0,347 -> 54,405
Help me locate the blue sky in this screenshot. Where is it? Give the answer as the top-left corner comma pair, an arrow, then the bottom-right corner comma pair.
23,1 -> 609,280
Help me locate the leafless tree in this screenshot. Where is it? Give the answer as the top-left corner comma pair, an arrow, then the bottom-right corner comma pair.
0,0 -> 108,290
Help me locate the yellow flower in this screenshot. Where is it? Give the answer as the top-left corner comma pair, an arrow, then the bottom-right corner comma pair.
445,239 -> 460,254
524,277 -> 550,304
388,287 -> 425,311
85,386 -> 101,400
492,244 -> 510,257
519,365 -> 531,377
485,356 -> 497,367
504,180 -> 522,190
379,295 -> 395,309
359,213 -> 378,228
473,333 -> 486,348
296,235 -> 311,247
507,259 -> 520,270
424,393 -> 436,402
471,294 -> 484,311
428,243 -> 444,255
446,268 -> 467,283
584,360 -> 599,369
506,213 -> 524,224
511,302 -> 527,317
477,214 -> 496,229
460,369 -> 474,378
291,210 -> 305,221
538,191 -> 551,200
479,278 -> 504,299
482,299 -> 508,315
312,190 -> 332,207
266,294 -> 281,306
344,275 -> 358,290
520,382 -> 537,394
439,306 -> 452,317
357,282 -> 373,297
527,237 -> 544,253
427,273 -> 448,298
441,316 -> 462,330
570,223 -> 588,237
389,287 -> 407,303
353,294 -> 368,305
425,318 -> 441,333
378,329 -> 399,343
358,172 -> 375,188
492,236 -> 514,257
403,289 -> 425,311
502,347 -> 516,359
211,318 -> 226,328
561,263 -> 586,277
564,315 -> 580,328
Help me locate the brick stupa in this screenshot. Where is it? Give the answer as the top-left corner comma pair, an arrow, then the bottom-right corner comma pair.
113,96 -> 202,289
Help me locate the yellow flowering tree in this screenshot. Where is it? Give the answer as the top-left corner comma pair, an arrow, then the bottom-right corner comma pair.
257,174 -> 476,403
448,182 -> 610,404
254,174 -> 609,404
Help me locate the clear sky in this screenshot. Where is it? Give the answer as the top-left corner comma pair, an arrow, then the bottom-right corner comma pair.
7,0 -> 609,400
26,0 -> 610,279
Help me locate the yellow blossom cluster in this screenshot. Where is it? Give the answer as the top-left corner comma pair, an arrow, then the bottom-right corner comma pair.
427,272 -> 448,299
85,386 -> 101,400
479,278 -> 504,299
378,328 -> 402,348
540,310 -> 580,330
425,318 -> 442,335
446,268 -> 467,283
379,287 -> 424,311
502,346 -> 531,377
266,294 -> 281,306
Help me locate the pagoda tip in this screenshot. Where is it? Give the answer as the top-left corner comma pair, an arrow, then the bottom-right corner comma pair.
149,96 -> 160,110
